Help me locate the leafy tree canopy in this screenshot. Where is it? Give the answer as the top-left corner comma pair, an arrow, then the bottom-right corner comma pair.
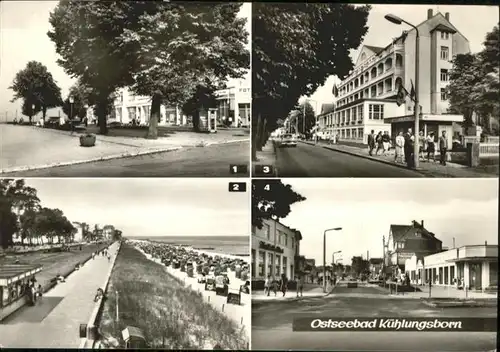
252,179 -> 306,229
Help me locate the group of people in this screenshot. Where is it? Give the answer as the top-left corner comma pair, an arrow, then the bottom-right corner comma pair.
27,280 -> 43,305
368,129 -> 450,168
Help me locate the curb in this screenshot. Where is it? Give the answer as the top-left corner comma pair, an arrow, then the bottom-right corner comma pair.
301,140 -> 433,176
1,138 -> 249,175
79,242 -> 121,349
0,147 -> 182,174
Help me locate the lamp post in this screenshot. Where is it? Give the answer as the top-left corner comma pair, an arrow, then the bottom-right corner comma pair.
31,104 -> 36,124
332,250 -> 342,277
323,227 -> 342,293
69,96 -> 74,120
385,13 -> 420,169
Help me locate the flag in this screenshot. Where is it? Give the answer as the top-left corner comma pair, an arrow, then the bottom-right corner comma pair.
396,84 -> 409,106
332,84 -> 339,97
410,80 -> 416,102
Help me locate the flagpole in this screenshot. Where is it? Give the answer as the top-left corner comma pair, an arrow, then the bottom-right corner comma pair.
414,28 -> 420,169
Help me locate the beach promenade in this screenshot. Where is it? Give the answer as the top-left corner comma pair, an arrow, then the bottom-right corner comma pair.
0,242 -> 119,348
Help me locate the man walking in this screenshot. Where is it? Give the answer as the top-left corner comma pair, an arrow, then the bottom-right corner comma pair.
439,131 -> 448,165
296,274 -> 304,297
367,130 -> 376,156
382,131 -> 391,156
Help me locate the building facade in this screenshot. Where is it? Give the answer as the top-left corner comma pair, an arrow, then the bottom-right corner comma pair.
386,220 -> 443,274
331,9 -> 469,145
316,103 -> 336,139
251,219 -> 302,281
404,244 -> 498,290
214,79 -> 251,127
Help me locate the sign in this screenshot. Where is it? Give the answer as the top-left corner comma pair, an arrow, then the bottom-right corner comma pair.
227,292 -> 241,305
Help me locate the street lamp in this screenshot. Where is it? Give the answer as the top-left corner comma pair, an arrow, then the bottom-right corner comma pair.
69,96 -> 74,120
332,250 -> 342,277
385,13 -> 420,169
323,227 -> 342,293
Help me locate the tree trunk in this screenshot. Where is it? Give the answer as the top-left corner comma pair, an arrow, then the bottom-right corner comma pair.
147,92 -> 162,139
251,115 -> 258,161
42,107 -> 47,120
29,115 -> 33,124
95,95 -> 109,135
260,118 -> 268,148
255,113 -> 263,153
192,111 -> 200,132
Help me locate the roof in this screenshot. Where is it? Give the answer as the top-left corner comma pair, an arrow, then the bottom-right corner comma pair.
320,103 -> 336,115
389,221 -> 441,243
0,264 -> 43,285
430,23 -> 457,34
364,45 -> 385,55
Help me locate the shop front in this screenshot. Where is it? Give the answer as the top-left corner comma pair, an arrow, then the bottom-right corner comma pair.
0,264 -> 42,321
384,113 -> 463,147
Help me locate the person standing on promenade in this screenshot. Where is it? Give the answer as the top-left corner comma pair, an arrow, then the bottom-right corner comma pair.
439,130 -> 448,165
280,273 -> 288,297
297,274 -> 304,298
367,130 -> 376,156
264,275 -> 272,296
394,131 -> 405,163
404,128 -> 415,168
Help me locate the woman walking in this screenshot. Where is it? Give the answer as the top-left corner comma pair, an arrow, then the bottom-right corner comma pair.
280,273 -> 288,297
426,132 -> 436,162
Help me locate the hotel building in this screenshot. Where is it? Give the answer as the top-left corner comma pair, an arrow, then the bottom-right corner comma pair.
251,219 -> 302,281
328,9 -> 469,145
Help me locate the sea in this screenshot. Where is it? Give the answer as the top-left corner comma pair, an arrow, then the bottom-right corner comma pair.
126,235 -> 249,257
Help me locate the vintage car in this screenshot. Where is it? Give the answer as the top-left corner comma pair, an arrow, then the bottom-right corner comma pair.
277,134 -> 297,148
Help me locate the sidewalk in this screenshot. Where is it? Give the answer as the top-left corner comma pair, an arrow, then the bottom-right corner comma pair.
302,140 -> 497,177
0,125 -> 249,173
252,284 -> 331,302
390,284 -> 498,300
0,242 -> 119,348
253,141 -> 278,175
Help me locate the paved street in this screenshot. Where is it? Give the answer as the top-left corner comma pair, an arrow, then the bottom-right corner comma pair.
252,284 -> 497,351
2,140 -> 249,177
0,242 -> 119,348
274,142 -> 424,177
0,124 -> 249,176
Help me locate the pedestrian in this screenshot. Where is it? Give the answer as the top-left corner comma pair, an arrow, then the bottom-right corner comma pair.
404,128 -> 415,168
280,273 -> 288,297
426,132 -> 436,162
382,131 -> 391,156
375,131 -> 384,155
37,284 -> 43,300
297,274 -> 304,297
264,274 -> 272,296
333,275 -> 337,286
272,277 -> 278,296
367,130 -> 376,156
419,131 -> 426,161
31,284 -> 37,303
439,130 -> 448,165
394,131 -> 405,163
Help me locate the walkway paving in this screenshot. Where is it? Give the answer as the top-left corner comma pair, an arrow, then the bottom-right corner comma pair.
302,140 -> 498,177
0,242 -> 119,348
253,141 -> 278,176
252,284 -> 332,302
0,124 -> 249,173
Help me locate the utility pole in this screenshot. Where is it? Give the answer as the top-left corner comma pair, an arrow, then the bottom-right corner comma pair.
303,102 -> 306,135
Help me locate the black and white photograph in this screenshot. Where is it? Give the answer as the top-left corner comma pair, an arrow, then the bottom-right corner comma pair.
251,178 -> 498,351
252,4 -> 499,178
0,178 -> 250,349
0,1 -> 251,177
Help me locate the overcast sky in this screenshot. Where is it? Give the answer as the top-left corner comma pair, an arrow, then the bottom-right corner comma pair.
277,179 -> 498,265
301,4 -> 499,114
23,178 -> 250,238
0,1 -> 251,121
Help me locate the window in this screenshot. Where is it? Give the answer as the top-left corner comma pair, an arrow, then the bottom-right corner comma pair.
441,31 -> 449,40
440,69 -> 448,82
267,252 -> 273,276
346,109 -> 351,122
441,88 -> 447,101
263,223 -> 270,240
291,237 -> 295,250
351,107 -> 356,122
440,46 -> 449,61
275,255 -> 281,276
281,233 -> 288,246
358,106 -> 363,121
358,127 -> 364,139
368,104 -> 384,120
282,256 -> 287,278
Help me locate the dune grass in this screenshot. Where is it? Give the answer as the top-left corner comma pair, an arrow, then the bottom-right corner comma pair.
98,243 -> 248,350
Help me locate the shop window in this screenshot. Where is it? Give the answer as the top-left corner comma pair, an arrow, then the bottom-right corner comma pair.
275,255 -> 281,276
267,252 -> 273,277
258,250 -> 265,277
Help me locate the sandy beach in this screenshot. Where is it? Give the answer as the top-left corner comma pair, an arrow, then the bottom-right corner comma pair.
127,239 -> 251,339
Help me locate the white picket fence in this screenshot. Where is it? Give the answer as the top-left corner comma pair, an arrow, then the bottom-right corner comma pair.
479,142 -> 499,158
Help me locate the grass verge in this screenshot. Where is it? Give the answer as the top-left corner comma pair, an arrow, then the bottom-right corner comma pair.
98,243 -> 248,349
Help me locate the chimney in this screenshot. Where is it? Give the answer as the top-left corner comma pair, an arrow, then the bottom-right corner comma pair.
445,12 -> 450,21
485,241 -> 488,246
427,9 -> 433,19
421,220 -> 424,228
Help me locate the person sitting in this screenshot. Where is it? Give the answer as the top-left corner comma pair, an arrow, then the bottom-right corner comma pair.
94,288 -> 105,302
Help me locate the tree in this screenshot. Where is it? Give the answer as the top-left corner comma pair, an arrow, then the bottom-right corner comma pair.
48,1 -> 146,135
291,101 -> 316,136
125,2 -> 249,138
62,80 -> 93,120
181,81 -> 219,132
252,179 -> 306,229
0,196 -> 18,249
112,229 -> 123,241
9,61 -> 62,123
252,3 -> 371,160
351,256 -> 370,277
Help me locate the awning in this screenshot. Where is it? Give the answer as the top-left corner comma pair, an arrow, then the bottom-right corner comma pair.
446,256 -> 498,263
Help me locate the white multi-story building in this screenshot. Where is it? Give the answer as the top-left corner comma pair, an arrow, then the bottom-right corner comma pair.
214,79 -> 251,127
330,9 -> 469,145
251,219 -> 302,281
